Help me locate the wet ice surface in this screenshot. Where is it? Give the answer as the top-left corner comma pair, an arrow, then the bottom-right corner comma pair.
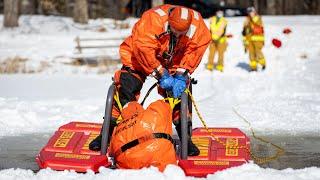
0,133 -> 50,171
0,133 -> 319,171
251,136 -> 320,169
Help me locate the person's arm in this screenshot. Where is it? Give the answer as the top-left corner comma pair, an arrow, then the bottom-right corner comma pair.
242,17 -> 250,53
131,12 -> 163,75
178,17 -> 211,74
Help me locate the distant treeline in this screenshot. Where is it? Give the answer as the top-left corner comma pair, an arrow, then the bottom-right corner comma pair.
0,0 -> 319,19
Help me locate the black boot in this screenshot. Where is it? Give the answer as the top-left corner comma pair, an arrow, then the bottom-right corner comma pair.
89,118 -> 117,151
89,134 -> 102,151
187,139 -> 200,156
175,121 -> 200,156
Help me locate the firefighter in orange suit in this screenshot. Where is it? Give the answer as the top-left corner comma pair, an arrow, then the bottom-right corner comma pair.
110,100 -> 177,171
206,9 -> 228,72
89,4 -> 211,156
242,7 -> 266,71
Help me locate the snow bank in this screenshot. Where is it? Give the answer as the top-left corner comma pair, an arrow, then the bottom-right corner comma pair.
0,15 -> 134,73
1,163 -> 320,180
208,162 -> 320,180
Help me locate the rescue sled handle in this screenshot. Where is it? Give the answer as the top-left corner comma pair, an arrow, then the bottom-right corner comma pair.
101,83 -> 116,155
180,92 -> 188,159
100,82 -> 190,160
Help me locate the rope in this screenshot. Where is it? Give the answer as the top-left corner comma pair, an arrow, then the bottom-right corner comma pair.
113,84 -> 284,164
113,90 -> 123,123
141,83 -> 158,106
164,97 -> 181,110
232,107 -> 285,164
114,90 -> 123,112
185,89 -> 285,164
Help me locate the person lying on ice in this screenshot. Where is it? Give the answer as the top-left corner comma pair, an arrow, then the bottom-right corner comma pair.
109,100 -> 177,171
89,4 -> 211,156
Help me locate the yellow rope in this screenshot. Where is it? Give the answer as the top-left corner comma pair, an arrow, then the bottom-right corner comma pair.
164,97 -> 181,110
114,90 -> 123,112
113,90 -> 123,123
113,87 -> 284,164
185,89 -> 285,164
232,107 -> 285,164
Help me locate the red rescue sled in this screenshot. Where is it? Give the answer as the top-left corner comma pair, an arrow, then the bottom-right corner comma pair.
36,82 -> 250,177
36,121 -> 250,177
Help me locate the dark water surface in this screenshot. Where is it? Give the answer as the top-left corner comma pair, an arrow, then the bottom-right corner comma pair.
0,133 -> 319,171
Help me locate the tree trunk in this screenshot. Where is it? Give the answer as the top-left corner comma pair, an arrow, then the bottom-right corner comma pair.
20,0 -> 36,14
266,0 -> 277,15
152,0 -> 163,7
105,0 -> 116,18
64,0 -> 72,17
105,0 -> 124,19
4,0 -> 19,27
73,0 -> 88,24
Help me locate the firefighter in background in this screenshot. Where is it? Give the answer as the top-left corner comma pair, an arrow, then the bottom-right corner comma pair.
206,9 -> 228,72
89,4 -> 211,156
242,7 -> 266,71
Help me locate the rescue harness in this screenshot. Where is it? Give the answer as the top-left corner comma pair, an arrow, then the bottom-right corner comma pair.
111,132 -> 174,158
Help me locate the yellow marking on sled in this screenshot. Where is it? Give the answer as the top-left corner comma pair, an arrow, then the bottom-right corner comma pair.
194,160 -> 229,166
200,129 -> 232,133
82,133 -> 99,150
192,137 -> 209,157
75,123 -> 102,129
55,153 -> 90,160
225,138 -> 239,156
54,131 -> 75,148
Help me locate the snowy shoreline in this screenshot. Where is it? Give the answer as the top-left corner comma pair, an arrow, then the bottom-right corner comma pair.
1,163 -> 320,180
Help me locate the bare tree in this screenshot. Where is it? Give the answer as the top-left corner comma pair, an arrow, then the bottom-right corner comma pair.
4,0 -> 19,27
152,0 -> 163,7
20,0 -> 37,14
73,0 -> 88,24
105,0 -> 126,19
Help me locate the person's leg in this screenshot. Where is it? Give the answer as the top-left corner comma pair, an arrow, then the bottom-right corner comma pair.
216,42 -> 227,72
206,42 -> 216,71
248,41 -> 257,71
89,68 -> 145,151
254,41 -> 266,69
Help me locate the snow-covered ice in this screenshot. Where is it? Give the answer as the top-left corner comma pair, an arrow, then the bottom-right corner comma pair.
0,15 -> 320,179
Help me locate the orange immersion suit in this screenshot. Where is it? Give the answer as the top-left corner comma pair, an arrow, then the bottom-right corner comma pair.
112,4 -> 211,122
120,4 -> 211,76
110,100 -> 177,171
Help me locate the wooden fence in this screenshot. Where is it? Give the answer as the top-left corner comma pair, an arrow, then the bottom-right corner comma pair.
74,36 -> 126,53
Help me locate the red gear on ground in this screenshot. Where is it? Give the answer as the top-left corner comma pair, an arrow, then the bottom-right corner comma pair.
283,28 -> 292,34
272,38 -> 282,48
